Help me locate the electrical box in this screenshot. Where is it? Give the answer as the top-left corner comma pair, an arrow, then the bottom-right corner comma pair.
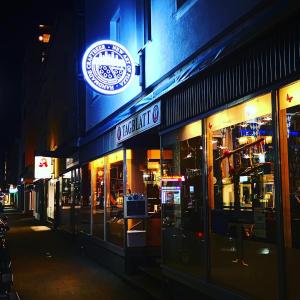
124,193 -> 148,219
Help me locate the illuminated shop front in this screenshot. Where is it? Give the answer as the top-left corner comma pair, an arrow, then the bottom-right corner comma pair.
86,105 -> 162,252
157,79 -> 300,300
79,2 -> 300,298
207,94 -> 277,299
89,150 -> 129,246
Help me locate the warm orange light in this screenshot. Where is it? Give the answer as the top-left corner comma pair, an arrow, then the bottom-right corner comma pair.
42,33 -> 51,43
38,34 -> 51,43
147,149 -> 160,160
161,176 -> 185,182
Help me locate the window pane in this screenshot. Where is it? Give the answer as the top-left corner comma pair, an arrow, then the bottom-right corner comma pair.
106,150 -> 125,247
91,158 -> 105,240
177,0 -> 188,9
161,120 -> 205,277
279,80 -> 300,300
207,94 -> 278,299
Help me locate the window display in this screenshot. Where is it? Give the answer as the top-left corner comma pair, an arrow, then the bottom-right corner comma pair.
106,150 -> 128,247
126,147 -> 161,248
279,80 -> 300,300
161,120 -> 205,277
207,94 -> 278,300
91,158 -> 105,239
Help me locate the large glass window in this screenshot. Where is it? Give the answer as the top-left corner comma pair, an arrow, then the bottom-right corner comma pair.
161,120 -> 205,277
279,80 -> 300,300
126,147 -> 161,248
207,94 -> 278,299
91,158 -> 105,239
106,150 -> 128,247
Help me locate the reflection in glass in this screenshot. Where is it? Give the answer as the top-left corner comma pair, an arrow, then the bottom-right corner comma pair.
106,151 -> 125,247
279,80 -> 300,300
207,95 -> 278,299
161,121 -> 204,277
91,158 -> 105,239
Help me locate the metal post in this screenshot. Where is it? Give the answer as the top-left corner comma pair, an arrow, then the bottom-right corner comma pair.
272,89 -> 286,300
202,118 -> 210,281
104,158 -> 107,241
123,148 -> 127,248
90,195 -> 93,235
160,135 -> 164,263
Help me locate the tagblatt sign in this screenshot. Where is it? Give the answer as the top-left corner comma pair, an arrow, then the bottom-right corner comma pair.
82,40 -> 135,95
116,102 -> 161,143
34,156 -> 52,179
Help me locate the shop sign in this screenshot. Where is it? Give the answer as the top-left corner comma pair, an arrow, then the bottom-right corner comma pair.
116,102 -> 161,143
34,156 -> 52,179
66,157 -> 79,169
81,40 -> 135,95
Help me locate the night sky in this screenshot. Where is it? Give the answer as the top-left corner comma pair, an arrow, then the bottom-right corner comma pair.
0,1 -> 73,185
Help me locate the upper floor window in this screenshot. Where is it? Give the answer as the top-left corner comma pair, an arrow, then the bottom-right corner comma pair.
175,0 -> 198,19
144,0 -> 152,43
110,8 -> 121,42
176,0 -> 188,9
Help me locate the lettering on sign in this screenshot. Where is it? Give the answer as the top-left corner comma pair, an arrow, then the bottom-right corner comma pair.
116,102 -> 161,143
82,40 -> 135,95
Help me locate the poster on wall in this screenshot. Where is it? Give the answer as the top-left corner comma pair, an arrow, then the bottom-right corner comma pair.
34,156 -> 52,179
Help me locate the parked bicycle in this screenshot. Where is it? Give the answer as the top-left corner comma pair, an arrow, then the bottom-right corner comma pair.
0,214 -> 19,300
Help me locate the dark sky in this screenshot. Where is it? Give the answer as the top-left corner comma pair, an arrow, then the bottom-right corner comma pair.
0,1 -> 73,185
0,1 -> 63,144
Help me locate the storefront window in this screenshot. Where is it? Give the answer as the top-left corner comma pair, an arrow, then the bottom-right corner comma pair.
105,150 -> 128,247
91,158 -> 105,239
161,120 -> 205,277
279,80 -> 300,300
126,148 -> 161,248
207,94 -> 278,299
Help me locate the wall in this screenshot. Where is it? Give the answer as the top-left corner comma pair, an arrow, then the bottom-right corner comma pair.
84,0 -> 265,131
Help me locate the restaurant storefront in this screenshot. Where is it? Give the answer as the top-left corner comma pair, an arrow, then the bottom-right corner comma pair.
77,8 -> 300,299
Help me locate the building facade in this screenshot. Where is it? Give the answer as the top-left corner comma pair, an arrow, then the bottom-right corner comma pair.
19,0 -> 300,299
76,1 -> 300,299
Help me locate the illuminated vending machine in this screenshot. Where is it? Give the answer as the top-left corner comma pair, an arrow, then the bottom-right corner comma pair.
124,193 -> 148,247
161,176 -> 184,227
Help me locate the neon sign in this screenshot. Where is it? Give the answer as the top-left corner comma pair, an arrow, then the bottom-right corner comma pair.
82,40 -> 135,95
161,176 -> 185,182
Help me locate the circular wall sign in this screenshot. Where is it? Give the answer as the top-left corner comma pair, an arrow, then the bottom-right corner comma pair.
82,40 -> 135,95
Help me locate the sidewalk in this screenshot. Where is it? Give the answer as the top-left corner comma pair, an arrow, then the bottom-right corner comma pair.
5,212 -> 152,300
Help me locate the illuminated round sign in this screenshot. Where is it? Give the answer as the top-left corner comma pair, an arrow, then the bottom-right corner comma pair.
82,40 -> 135,95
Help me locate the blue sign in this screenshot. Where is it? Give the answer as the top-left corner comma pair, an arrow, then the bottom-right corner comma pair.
82,40 -> 135,95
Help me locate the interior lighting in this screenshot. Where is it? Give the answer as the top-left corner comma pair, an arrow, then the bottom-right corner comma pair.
245,105 -> 256,117
258,248 -> 270,255
38,35 -> 43,41
30,226 -> 51,232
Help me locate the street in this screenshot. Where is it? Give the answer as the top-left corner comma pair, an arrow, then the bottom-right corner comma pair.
5,212 -> 151,300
